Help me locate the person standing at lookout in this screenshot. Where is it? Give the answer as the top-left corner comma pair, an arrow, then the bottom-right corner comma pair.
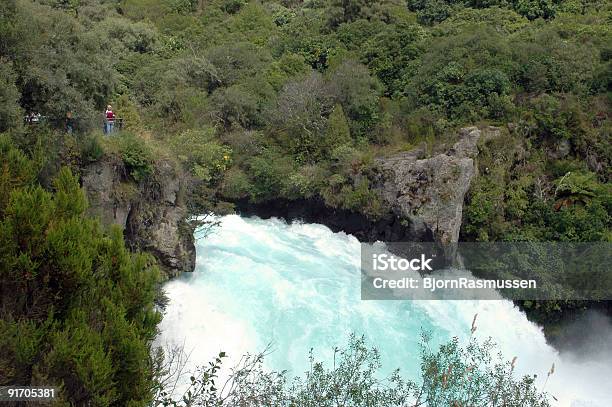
104,104 -> 115,134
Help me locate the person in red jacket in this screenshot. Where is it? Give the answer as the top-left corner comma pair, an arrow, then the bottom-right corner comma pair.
104,104 -> 115,134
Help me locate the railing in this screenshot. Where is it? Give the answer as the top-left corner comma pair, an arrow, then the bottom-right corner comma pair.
102,117 -> 124,134
24,115 -> 124,134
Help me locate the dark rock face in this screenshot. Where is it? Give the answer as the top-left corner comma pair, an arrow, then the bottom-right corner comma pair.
236,198 -> 435,243
81,157 -> 195,278
78,126 -> 493,277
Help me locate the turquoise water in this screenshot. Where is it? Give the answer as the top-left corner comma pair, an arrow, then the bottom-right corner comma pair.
157,215 -> 611,406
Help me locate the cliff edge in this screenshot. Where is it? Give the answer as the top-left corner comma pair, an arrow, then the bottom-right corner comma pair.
376,126 -> 500,243
81,155 -> 195,278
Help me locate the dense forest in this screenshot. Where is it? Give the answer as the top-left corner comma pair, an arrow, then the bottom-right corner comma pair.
0,0 -> 610,404
1,0 -> 609,233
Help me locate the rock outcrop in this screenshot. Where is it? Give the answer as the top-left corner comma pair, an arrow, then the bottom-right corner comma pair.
376,126 -> 496,243
81,156 -> 195,278
239,126 -> 498,245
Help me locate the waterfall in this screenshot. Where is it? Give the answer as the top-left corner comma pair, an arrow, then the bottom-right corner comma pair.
157,215 -> 611,406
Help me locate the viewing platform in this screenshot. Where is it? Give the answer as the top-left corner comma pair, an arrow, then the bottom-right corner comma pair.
23,115 -> 124,133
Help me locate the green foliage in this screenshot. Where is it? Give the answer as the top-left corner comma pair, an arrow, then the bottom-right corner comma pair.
463,131 -> 610,244
2,0 -> 117,130
325,104 -> 352,150
0,161 -> 161,405
407,0 -> 570,24
358,22 -> 426,96
408,0 -> 459,25
328,59 -> 383,138
168,129 -> 232,185
418,333 -> 549,406
220,167 -> 253,199
342,179 -> 384,217
1,0 -> 610,404
157,334 -> 551,406
274,72 -> 332,162
436,7 -> 529,35
282,164 -> 327,200
221,0 -> 245,14
513,0 -> 557,20
265,53 -> 309,91
0,135 -> 38,213
81,134 -> 105,163
118,134 -> 154,183
115,94 -> 144,133
210,85 -> 261,128
247,148 -> 296,202
462,130 -> 610,323
2,0 -> 608,227
0,61 -> 23,133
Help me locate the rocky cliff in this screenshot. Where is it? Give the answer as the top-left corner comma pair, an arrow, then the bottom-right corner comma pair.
376,126 -> 499,243
81,156 -> 195,278
239,126 -> 500,245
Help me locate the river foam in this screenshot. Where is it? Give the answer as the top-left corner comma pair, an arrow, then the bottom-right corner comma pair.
157,215 -> 612,406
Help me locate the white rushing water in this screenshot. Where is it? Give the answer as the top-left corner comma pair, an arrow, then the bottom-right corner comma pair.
157,215 -> 612,406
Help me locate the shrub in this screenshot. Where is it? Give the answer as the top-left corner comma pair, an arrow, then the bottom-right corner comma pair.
80,134 -> 104,163
222,0 -> 246,14
168,128 -> 232,185
0,167 -> 161,405
282,164 -> 327,199
118,133 -> 154,183
325,104 -> 351,150
210,85 -> 260,128
322,176 -> 385,219
274,73 -> 333,162
0,61 -> 23,133
0,135 -> 37,213
247,148 -> 295,202
156,334 -> 552,406
220,167 -> 252,199
327,60 -> 383,139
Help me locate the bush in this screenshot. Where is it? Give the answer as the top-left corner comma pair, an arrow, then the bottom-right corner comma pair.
0,61 -> 23,133
274,73 -> 332,162
322,177 -> 385,219
220,167 -> 252,199
222,0 -> 246,14
247,148 -> 295,202
118,133 -> 154,183
156,334 -> 552,406
0,166 -> 161,405
327,60 -> 383,139
325,104 -> 351,150
210,85 -> 260,128
168,128 -> 232,185
282,164 -> 327,199
80,134 -> 104,163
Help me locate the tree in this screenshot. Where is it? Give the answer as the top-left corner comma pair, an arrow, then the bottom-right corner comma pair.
327,59 -> 383,139
325,103 -> 352,150
326,0 -> 396,28
0,61 -> 23,133
0,157 -> 161,405
274,73 -> 333,162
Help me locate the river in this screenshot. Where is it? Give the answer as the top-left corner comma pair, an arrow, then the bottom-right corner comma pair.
157,215 -> 611,406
